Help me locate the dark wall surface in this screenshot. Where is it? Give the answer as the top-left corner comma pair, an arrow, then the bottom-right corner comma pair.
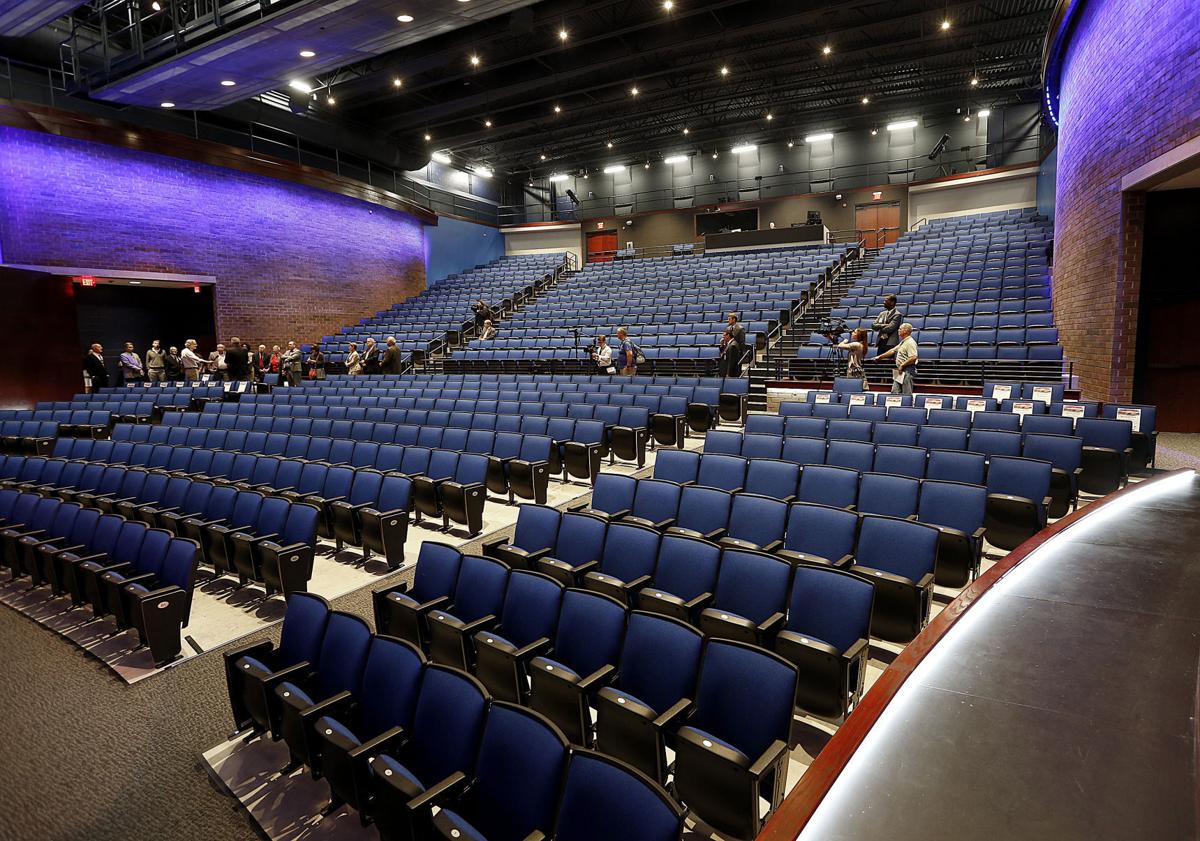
0,268 -> 83,408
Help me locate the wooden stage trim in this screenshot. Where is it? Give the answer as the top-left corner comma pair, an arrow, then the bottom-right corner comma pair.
756,469 -> 1190,840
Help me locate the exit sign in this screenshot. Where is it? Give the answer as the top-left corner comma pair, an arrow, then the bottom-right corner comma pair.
79,276 -> 96,287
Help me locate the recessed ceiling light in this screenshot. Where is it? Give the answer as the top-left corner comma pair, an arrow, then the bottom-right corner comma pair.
150,1 -> 161,10
720,66 -> 729,76
554,104 -> 562,113
940,19 -> 951,30
712,152 -> 718,158
327,95 -> 336,105
606,141 -> 614,148
432,151 -> 451,164
822,45 -> 832,55
630,86 -> 639,96
160,101 -> 175,108
787,140 -> 794,148
221,80 -> 236,87
558,28 -> 568,41
393,77 -> 403,87
540,153 -> 547,160
662,0 -> 674,10
397,14 -> 414,22
484,119 -> 492,127
299,50 -> 316,58
970,76 -> 979,86
765,112 -> 773,121
424,133 -> 432,141
861,96 -> 870,104
469,54 -> 480,67
682,127 -> 690,135
644,163 -> 650,169
871,127 -> 879,135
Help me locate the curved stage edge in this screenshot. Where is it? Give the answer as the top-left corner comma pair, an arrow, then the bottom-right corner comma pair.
761,468 -> 1200,841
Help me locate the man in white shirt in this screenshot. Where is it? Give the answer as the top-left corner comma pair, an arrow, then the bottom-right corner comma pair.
207,343 -> 227,381
874,322 -> 918,396
181,339 -> 204,382
591,335 -> 615,374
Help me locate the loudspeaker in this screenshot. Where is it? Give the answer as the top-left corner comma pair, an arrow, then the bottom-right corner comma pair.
288,89 -> 312,116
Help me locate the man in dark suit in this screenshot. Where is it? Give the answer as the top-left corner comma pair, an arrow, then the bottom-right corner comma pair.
362,337 -> 381,375
873,294 -> 903,357
225,337 -> 251,381
380,336 -> 402,375
252,344 -> 270,380
83,343 -> 109,390
720,313 -> 748,377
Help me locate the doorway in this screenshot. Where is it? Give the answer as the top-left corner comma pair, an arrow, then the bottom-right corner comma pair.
855,202 -> 902,249
586,230 -> 618,263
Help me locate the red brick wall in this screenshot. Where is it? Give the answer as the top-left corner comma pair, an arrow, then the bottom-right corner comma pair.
0,127 -> 426,349
1053,0 -> 1200,401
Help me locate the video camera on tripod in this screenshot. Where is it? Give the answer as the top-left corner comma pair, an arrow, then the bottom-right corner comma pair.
819,316 -> 849,343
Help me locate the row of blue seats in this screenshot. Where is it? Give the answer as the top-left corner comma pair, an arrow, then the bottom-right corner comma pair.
229,586 -> 742,840
700,428 -> 1084,514
796,342 -> 1064,361
0,457 -> 321,596
829,311 -> 1054,329
0,489 -> 201,665
375,541 -> 804,840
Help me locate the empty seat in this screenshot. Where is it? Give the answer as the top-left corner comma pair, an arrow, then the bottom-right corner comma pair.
798,465 -> 859,509
857,472 -> 920,519
917,479 -> 987,588
926,449 -> 986,485
1022,433 -> 1084,518
850,515 -> 940,643
984,455 -> 1052,550
373,541 -> 463,648
698,548 -> 792,645
1075,417 -> 1132,495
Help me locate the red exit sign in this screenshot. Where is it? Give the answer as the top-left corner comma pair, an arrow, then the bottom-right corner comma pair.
78,276 -> 96,287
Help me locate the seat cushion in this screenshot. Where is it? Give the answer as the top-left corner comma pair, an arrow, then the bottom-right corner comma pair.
604,687 -> 656,715
315,716 -> 361,749
276,681 -> 313,709
125,583 -> 150,595
534,656 -> 580,682
437,809 -> 489,841
386,591 -> 420,609
371,754 -> 425,792
236,655 -> 271,676
687,726 -> 751,764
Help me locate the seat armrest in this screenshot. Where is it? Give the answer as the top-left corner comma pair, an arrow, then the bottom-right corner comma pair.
406,770 -> 468,812
349,725 -> 407,761
577,663 -> 616,693
748,738 -> 790,778
757,611 -> 786,637
971,527 -> 987,541
262,660 -> 312,692
850,564 -> 916,588
683,591 -> 714,613
653,696 -> 693,729
298,689 -> 354,723
510,635 -> 553,661
760,538 -> 784,554
844,636 -> 869,663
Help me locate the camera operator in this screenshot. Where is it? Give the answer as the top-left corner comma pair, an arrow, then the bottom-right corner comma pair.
591,334 -> 616,374
472,299 -> 495,331
836,327 -> 870,377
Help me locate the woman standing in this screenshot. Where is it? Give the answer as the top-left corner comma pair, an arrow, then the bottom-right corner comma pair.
346,342 -> 363,376
836,327 -> 870,378
119,342 -> 145,384
307,344 -> 326,380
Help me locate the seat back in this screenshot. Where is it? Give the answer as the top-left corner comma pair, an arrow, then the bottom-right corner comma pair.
926,450 -> 986,485
590,473 -> 637,516
409,542 -> 463,603
314,611 -> 373,699
276,592 -> 332,666
873,444 -> 926,479
630,479 -> 681,524
616,611 -> 703,715
784,502 -> 859,564
553,512 -> 608,567
986,456 -> 1053,507
497,570 -> 564,648
696,454 -> 747,492
689,639 -> 797,759
652,535 -> 720,603
855,515 -> 939,581
1075,417 -> 1132,451
554,751 -> 684,841
798,465 -> 858,508
599,523 -> 661,582
552,589 -> 627,679
512,504 -> 560,553
857,472 -> 920,519
917,480 -> 987,536
673,485 -> 731,536
405,665 -> 490,786
786,565 -> 874,652
703,431 -> 743,455
724,494 -> 788,546
653,449 -> 700,485
742,458 -> 800,500
450,555 -> 511,623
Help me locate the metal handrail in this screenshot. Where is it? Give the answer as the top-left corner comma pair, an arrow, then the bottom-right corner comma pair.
910,216 -> 929,231
501,138 -> 1040,225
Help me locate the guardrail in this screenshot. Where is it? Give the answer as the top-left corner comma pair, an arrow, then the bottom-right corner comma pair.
500,140 -> 1040,225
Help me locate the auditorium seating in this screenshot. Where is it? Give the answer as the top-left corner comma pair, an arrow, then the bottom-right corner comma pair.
447,245 -> 847,372
318,253 -> 566,368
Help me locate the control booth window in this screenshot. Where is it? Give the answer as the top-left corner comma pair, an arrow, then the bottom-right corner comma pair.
696,208 -> 759,237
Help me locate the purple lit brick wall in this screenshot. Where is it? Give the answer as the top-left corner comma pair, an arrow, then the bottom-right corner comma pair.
1054,0 -> 1200,401
0,126 -> 425,346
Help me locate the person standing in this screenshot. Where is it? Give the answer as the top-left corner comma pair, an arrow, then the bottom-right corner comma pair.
268,345 -> 283,379
836,327 -> 870,378
307,344 -> 326,380
362,337 -> 381,375
720,313 -> 748,377
206,343 -> 228,381
872,295 -> 903,357
119,342 -> 145,384
83,343 -> 109,390
181,339 -> 203,382
225,337 -> 251,382
874,322 -> 918,396
253,344 -> 271,380
591,335 -> 615,374
346,342 -> 363,376
145,340 -> 166,383
163,346 -> 183,381
380,336 -> 401,375
616,326 -> 638,376
281,341 -> 302,387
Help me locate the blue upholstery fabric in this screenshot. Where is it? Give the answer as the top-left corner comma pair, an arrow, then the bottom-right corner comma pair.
357,637 -> 424,738
513,505 -> 560,553
784,502 -> 858,562
786,566 -> 873,652
617,613 -> 702,715
855,516 -> 939,582
711,550 -> 790,624
553,590 -> 626,678
410,542 -> 462,604
451,556 -> 510,624
689,641 -> 796,760
313,613 -> 372,700
554,753 -> 681,841
497,571 -> 563,648
404,667 -> 488,787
